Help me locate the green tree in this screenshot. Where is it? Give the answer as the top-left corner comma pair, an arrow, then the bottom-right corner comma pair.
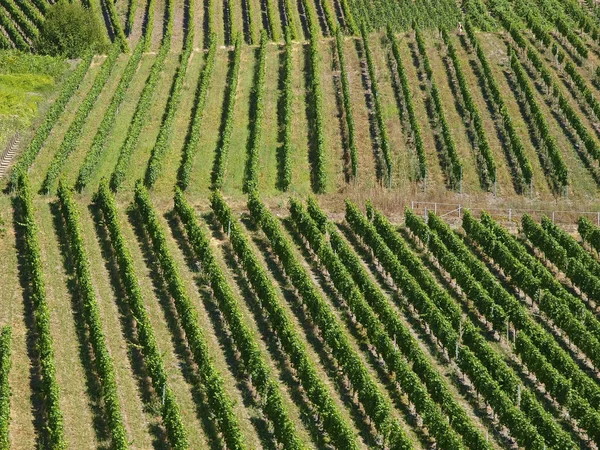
35,1 -> 108,58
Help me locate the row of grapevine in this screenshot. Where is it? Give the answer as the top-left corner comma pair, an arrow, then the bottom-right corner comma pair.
578,216 -> 600,254
10,54 -> 93,189
94,181 -> 189,449
277,28 -> 293,191
223,0 -> 234,46
243,31 -> 267,192
558,0 -> 600,41
143,0 -> 157,50
144,0 -> 196,188
0,0 -> 37,41
535,0 -> 589,59
0,326 -> 11,450
0,6 -> 29,50
75,38 -> 145,192
281,0 -> 298,39
134,183 -> 244,449
42,44 -> 122,194
414,29 -> 462,190
349,0 -> 459,33
177,33 -> 217,190
247,192 -> 413,449
563,60 -> 600,131
508,51 -> 568,190
334,28 -> 358,179
405,210 -> 592,445
372,206 -> 574,447
337,0 -> 357,35
104,0 -> 128,51
264,0 -> 278,41
462,0 -> 496,31
29,0 -> 46,16
13,0 -> 43,29
110,0 -> 174,191
463,21 -> 533,190
521,215 -> 600,310
125,0 -> 137,35
211,34 -> 242,189
344,202 -> 548,449
462,211 -> 600,368
241,0 -> 255,44
0,27 -> 11,49
303,0 -> 327,193
208,193 -> 358,449
442,30 -> 496,188
481,211 -> 600,341
15,172 -> 66,449
306,199 -> 491,449
290,199 -> 475,449
418,210 -> 600,414
179,190 -> 304,449
387,29 -> 427,182
320,0 -> 337,37
203,0 -> 214,47
527,49 -> 600,166
497,2 -> 600,179
56,182 -> 129,449
362,27 -> 392,186
541,215 -> 600,281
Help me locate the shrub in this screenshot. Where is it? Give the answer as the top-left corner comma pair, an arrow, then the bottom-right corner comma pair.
35,1 -> 109,58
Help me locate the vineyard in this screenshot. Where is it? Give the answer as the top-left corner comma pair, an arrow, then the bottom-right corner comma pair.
3,0 -> 600,448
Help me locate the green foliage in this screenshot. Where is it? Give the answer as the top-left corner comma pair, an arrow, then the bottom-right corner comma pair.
464,21 -> 532,188
425,211 -> 600,410
335,28 -> 357,179
362,27 -> 391,186
277,28 -> 293,191
415,29 -> 462,190
145,0 -> 196,188
56,181 -> 129,449
0,326 -> 11,450
442,30 -> 496,187
76,38 -> 145,192
94,181 -> 189,449
346,203 -> 548,449
42,44 -> 121,194
508,52 -> 568,190
110,0 -> 174,192
15,172 -> 66,449
208,193 -> 357,448
177,34 -> 217,190
211,34 -> 242,190
248,192 -> 408,448
291,199 -> 466,449
178,190 -> 304,449
0,51 -> 66,79
35,1 -> 109,58
10,54 -> 92,190
463,211 -> 600,368
243,31 -> 267,193
135,183 -> 240,449
387,28 -> 426,181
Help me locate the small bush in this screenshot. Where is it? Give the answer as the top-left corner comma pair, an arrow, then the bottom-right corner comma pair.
35,1 -> 109,58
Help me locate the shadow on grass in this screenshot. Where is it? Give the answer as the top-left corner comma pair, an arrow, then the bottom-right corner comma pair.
164,209 -> 278,450
125,206 -> 229,450
12,196 -> 48,449
50,201 -> 112,449
89,202 -> 169,449
241,214 -> 381,447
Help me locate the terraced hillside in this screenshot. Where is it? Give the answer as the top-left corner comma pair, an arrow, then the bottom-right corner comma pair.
2,0 -> 600,448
